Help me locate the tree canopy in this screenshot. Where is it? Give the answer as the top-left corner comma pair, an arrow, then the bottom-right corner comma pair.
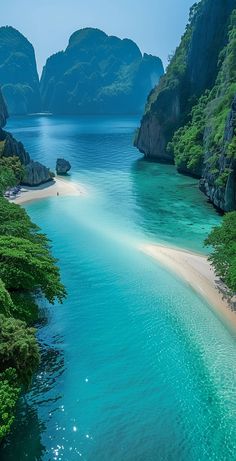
0,167 -> 66,441
205,212 -> 236,292
0,315 -> 40,387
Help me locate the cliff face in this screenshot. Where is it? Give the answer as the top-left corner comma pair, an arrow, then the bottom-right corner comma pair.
40,28 -> 164,115
0,88 -> 51,186
135,0 -> 236,211
0,127 -> 52,185
0,90 -> 8,127
0,26 -> 41,115
199,95 -> 236,211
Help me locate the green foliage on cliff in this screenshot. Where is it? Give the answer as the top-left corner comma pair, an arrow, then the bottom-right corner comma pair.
0,156 -> 25,183
205,212 -> 236,292
136,1 -> 236,211
0,144 -> 26,194
227,135 -> 236,159
145,4 -> 198,115
0,164 -> 18,194
206,10 -> 236,148
168,8 -> 236,178
167,92 -> 210,175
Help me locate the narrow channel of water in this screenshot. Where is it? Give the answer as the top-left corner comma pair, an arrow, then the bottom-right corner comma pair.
1,116 -> 235,461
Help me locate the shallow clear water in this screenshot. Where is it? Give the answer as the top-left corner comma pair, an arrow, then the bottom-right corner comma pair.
1,116 -> 236,461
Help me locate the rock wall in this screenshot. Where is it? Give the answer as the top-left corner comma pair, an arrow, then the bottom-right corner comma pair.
0,88 -> 51,186
0,26 -> 41,115
0,90 -> 8,127
23,161 -> 52,186
135,88 -> 180,162
40,28 -> 164,115
136,0 -> 235,160
200,95 -> 236,211
0,130 -> 30,165
135,0 -> 236,211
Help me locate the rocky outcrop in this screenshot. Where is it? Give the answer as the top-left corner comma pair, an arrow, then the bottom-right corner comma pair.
0,130 -> 30,165
0,87 -> 51,186
135,0 -> 236,211
0,129 -> 53,185
56,158 -> 71,175
200,95 -> 236,211
0,26 -> 41,115
135,0 -> 235,161
136,0 -> 236,161
135,89 -> 180,162
0,91 -> 8,127
40,28 -> 164,115
22,161 -> 52,186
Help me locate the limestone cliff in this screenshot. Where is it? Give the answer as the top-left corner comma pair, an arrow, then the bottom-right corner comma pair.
0,26 -> 41,115
40,28 -> 164,115
0,90 -> 8,127
200,95 -> 236,211
23,161 -> 52,186
0,88 -> 51,185
135,0 -> 236,211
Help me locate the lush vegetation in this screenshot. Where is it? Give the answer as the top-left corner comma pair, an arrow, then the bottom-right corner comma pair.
167,9 -> 236,180
0,369 -> 20,440
167,92 -> 210,176
0,315 -> 40,387
205,212 -> 236,292
144,3 -> 200,115
0,157 -> 25,184
137,0 -> 236,211
0,161 -> 66,441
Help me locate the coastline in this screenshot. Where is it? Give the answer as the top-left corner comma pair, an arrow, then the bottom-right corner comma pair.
9,177 -> 86,205
140,243 -> 236,335
8,175 -> 236,335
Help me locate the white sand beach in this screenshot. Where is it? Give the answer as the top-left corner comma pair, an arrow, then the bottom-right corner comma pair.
9,177 -> 86,205
140,243 -> 236,334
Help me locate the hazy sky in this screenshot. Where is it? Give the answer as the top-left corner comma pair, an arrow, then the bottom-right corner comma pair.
2,0 -> 194,75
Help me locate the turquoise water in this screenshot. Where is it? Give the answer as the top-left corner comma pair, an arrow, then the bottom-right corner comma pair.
1,116 -> 236,460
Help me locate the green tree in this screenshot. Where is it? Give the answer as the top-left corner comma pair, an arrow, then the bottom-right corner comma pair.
0,141 -> 67,441
0,315 -> 40,387
0,368 -> 20,441
0,236 -> 66,304
0,279 -> 14,316
205,212 -> 236,292
0,167 -> 16,194
0,156 -> 25,183
0,197 -> 47,245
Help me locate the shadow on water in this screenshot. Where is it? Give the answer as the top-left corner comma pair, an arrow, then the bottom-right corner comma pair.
0,399 -> 46,461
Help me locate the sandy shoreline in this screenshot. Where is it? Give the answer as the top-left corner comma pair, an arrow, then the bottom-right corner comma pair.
9,178 -> 236,334
140,243 -> 236,335
9,177 -> 86,205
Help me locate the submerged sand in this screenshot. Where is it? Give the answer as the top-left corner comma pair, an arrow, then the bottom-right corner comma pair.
9,178 -> 236,335
9,177 -> 86,205
140,243 -> 236,335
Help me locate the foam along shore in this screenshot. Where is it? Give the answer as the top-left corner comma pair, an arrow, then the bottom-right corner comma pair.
9,177 -> 86,205
140,243 -> 236,335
